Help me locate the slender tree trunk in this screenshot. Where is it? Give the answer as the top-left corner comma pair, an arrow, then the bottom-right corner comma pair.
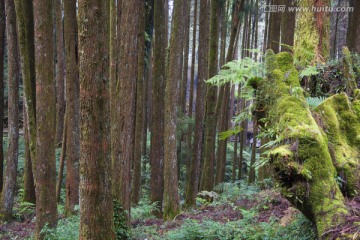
185,0 -> 210,207
14,0 -> 37,190
56,117 -> 66,203
248,115 -> 257,184
23,104 -> 36,203
238,98 -> 246,180
55,0 -> 65,146
263,0 -> 270,52
280,0 -> 296,51
163,0 -> 185,220
114,0 -> 139,222
150,0 -> 167,218
0,0 -> 20,221
347,0 -> 360,54
63,0 -> 80,217
132,0 -> 146,206
201,0 -> 221,192
78,0 -> 114,238
34,0 -> 58,237
181,0 -> 191,114
0,1 -> 4,194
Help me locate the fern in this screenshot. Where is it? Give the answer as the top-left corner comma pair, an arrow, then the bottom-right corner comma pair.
306,96 -> 326,109
299,66 -> 319,78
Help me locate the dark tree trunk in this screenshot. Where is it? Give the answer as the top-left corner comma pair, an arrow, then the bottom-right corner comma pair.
0,0 -> 20,221
0,0 -> 4,194
201,0 -> 221,192
78,0 -> 115,238
150,0 -> 167,218
163,0 -> 185,220
280,0 -> 296,52
14,0 -> 37,201
267,0 -> 281,53
34,0 -> 58,237
347,0 -> 360,54
63,0 -> 80,217
132,0 -> 146,205
185,0 -> 210,207
55,0 -> 65,146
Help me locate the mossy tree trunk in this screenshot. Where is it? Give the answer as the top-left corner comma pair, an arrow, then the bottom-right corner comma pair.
0,0 -> 20,221
150,0 -> 167,218
14,0 -> 37,203
0,0 -> 4,194
78,0 -> 115,238
255,51 -> 360,239
163,0 -> 185,220
185,0 -> 209,207
63,0 -> 79,217
201,0 -> 221,192
33,0 -> 58,237
294,0 -> 330,66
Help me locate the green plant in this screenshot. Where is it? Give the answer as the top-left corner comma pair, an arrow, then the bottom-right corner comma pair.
113,199 -> 131,240
131,198 -> 159,221
42,215 -> 80,240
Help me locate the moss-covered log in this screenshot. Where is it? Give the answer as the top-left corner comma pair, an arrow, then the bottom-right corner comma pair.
255,51 -> 360,239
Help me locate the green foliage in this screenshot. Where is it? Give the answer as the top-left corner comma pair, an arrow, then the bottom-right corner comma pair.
131,198 -> 159,221
299,66 -> 320,79
113,199 -> 131,240
42,215 -> 80,240
306,97 -> 326,109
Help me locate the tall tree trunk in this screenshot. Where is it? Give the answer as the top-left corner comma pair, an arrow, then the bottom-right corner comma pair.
347,0 -> 360,54
185,0 -> 210,207
0,0 -> 20,221
280,0 -> 296,52
34,0 -> 57,237
216,0 -> 243,185
114,0 -> 139,222
132,0 -> 146,206
0,0 -> 4,194
267,0 -> 281,53
163,0 -> 185,220
63,0 -> 80,217
78,0 -> 114,238
201,0 -> 221,192
294,0 -> 330,66
248,115 -> 257,184
14,0 -> 37,194
150,0 -> 167,218
262,0 -> 270,52
56,117 -> 66,203
55,0 -> 65,146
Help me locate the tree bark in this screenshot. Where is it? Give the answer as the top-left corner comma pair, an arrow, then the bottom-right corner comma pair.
280,0 -> 296,52
14,0 -> 37,194
63,0 -> 80,217
0,0 -> 4,194
163,0 -> 185,220
132,0 -> 146,206
347,0 -> 360,54
248,115 -> 257,184
0,0 -> 20,221
78,0 -> 115,238
114,0 -> 139,222
267,0 -> 281,53
201,0 -> 221,192
150,0 -> 167,218
55,0 -> 65,146
34,0 -> 58,237
185,0 -> 210,207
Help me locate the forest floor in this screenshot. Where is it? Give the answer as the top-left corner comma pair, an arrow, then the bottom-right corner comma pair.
0,183 -> 318,240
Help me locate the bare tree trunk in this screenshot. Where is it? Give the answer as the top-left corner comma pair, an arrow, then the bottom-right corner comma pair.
267,0 -> 281,53
248,115 -> 257,184
163,0 -> 185,220
347,0 -> 360,54
0,0 -> 20,221
78,0 -> 114,238
280,0 -> 296,52
34,0 -> 58,237
150,0 -> 167,218
55,0 -> 65,146
56,117 -> 66,203
132,0 -> 146,205
63,0 -> 80,217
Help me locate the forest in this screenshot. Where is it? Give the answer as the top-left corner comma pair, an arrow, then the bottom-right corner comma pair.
0,0 -> 359,239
